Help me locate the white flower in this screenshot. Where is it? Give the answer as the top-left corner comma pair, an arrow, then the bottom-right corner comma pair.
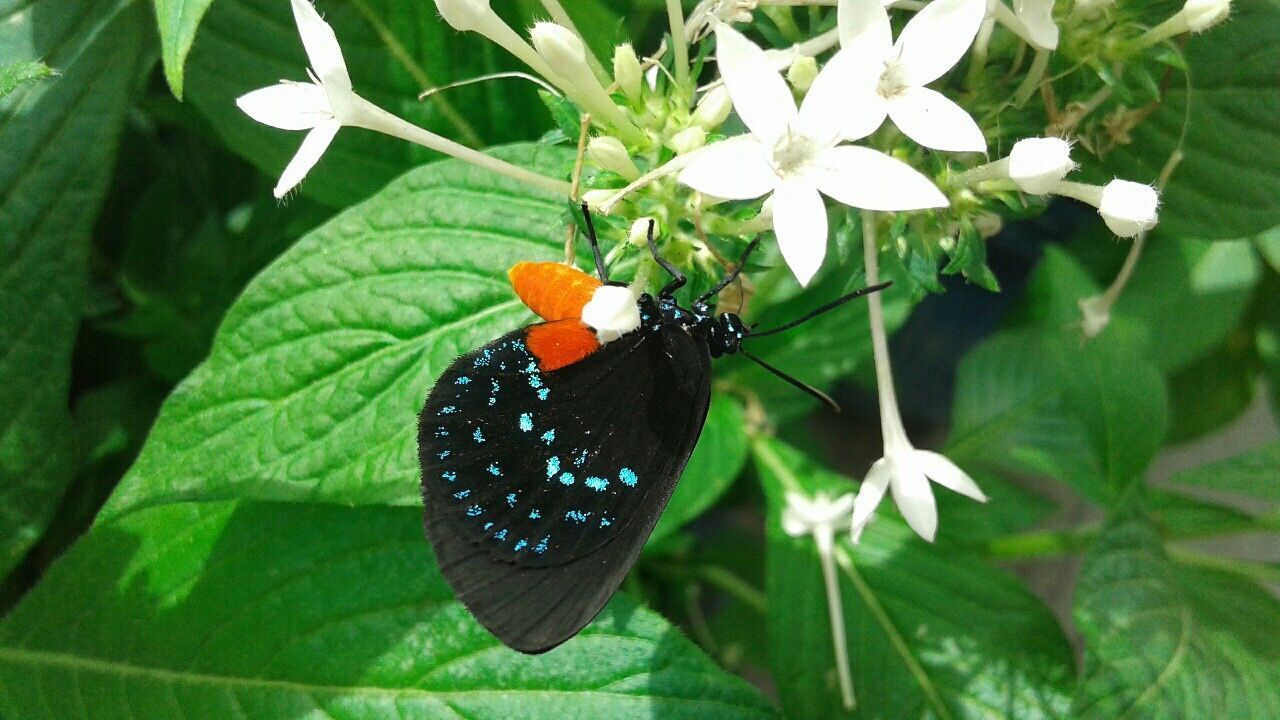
851,435 -> 988,542
613,43 -> 643,102
692,85 -> 733,129
433,0 -> 491,33
854,211 -> 986,543
236,0 -> 358,198
587,136 -> 639,179
782,491 -> 857,710
678,23 -> 946,286
669,126 -> 707,155
838,0 -> 988,152
994,0 -> 1060,51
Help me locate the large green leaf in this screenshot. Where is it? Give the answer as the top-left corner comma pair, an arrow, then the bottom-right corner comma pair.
1172,441 -> 1280,504
101,144 -> 571,520
155,0 -> 216,98
0,60 -> 52,99
0,501 -> 779,719
182,0 -> 587,206
754,439 -> 1075,720
0,0 -> 149,577
1099,0 -> 1280,238
1073,499 -> 1280,718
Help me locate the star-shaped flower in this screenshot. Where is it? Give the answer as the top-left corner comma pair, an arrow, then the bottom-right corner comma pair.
678,23 -> 946,286
838,0 -> 988,152
236,0 -> 360,198
851,435 -> 988,542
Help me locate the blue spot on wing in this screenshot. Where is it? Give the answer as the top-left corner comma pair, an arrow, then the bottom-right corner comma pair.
558,472 -> 575,486
519,413 -> 533,432
585,476 -> 608,492
566,510 -> 591,523
472,427 -> 485,443
620,467 -> 638,487
541,429 -> 555,445
537,388 -> 549,401
486,463 -> 502,477
514,539 -> 528,551
546,456 -> 560,478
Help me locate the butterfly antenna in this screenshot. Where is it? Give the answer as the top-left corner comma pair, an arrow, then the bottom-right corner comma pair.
740,349 -> 841,413
696,238 -> 761,306
579,202 -> 610,282
645,220 -> 687,294
749,281 -> 892,338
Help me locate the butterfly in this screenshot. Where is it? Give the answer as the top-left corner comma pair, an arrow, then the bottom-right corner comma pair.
418,206 -> 887,653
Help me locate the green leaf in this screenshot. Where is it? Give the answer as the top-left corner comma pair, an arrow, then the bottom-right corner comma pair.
0,0 -> 150,578
155,0 -> 215,99
0,501 -> 779,719
1098,0 -> 1280,238
0,60 -> 53,99
183,0 -> 566,206
102,144 -> 572,520
1165,338 -> 1257,444
1256,224 -> 1280,274
1073,498 -> 1280,719
650,394 -> 748,545
753,439 -> 1075,720
1172,441 -> 1280,503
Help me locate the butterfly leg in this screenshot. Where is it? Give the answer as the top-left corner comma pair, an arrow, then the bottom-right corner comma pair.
579,202 -> 610,282
644,220 -> 686,295
695,237 -> 761,307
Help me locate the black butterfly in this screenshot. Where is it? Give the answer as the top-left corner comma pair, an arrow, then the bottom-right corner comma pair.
418,207 -> 887,653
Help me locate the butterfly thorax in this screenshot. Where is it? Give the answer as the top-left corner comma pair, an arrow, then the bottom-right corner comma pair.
641,294 -> 749,358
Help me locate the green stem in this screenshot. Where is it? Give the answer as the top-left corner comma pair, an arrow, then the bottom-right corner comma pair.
1168,547 -> 1280,585
694,565 -> 768,614
666,0 -> 690,94
750,437 -> 805,494
987,510 -> 1280,561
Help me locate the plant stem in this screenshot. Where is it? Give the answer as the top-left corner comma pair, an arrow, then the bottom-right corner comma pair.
987,510 -> 1280,560
695,565 -> 768,614
667,0 -> 691,94
1012,49 -> 1051,107
1168,547 -> 1280,585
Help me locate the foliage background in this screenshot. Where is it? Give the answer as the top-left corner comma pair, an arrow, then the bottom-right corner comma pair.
1,0 -> 1279,717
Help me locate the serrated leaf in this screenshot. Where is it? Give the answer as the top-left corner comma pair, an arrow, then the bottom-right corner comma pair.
0,500 -> 779,719
1172,440 -> 1280,503
1073,499 -> 1280,719
1099,0 -> 1280,238
753,439 -> 1075,720
0,0 -> 149,578
102,144 -> 574,520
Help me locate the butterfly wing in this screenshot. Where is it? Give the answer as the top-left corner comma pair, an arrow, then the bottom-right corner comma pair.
419,321 -> 711,653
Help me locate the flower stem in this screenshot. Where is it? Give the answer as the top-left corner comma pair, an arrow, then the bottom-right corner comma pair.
601,151 -> 698,213
666,0 -> 691,94
1012,49 -> 1051,107
352,97 -> 571,196
1168,547 -> 1280,585
817,530 -> 856,711
861,212 -> 910,451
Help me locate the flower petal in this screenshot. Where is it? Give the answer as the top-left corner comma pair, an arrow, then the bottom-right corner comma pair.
798,49 -> 878,147
837,0 -> 893,61
912,450 -> 987,501
678,135 -> 778,200
812,145 -> 948,211
895,0 -> 987,86
714,23 -> 798,144
1014,0 -> 1060,50
274,119 -> 341,198
772,177 -> 828,287
290,0 -> 352,92
887,87 -> 986,152
237,82 -> 331,130
851,459 -> 891,542
888,465 -> 938,542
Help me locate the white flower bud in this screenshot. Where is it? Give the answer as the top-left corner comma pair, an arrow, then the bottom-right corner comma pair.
433,0 -> 492,33
1008,137 -> 1075,194
692,86 -> 732,129
1098,180 -> 1159,237
786,56 -> 819,92
669,126 -> 706,155
1179,0 -> 1230,31
1073,0 -> 1114,15
587,136 -> 639,180
629,217 -> 657,245
613,43 -> 642,102
530,22 -> 592,84
580,189 -> 615,211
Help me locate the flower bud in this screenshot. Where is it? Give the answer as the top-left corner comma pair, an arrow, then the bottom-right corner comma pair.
1008,137 -> 1075,194
580,188 -> 615,212
587,136 -> 639,179
531,22 -> 591,84
433,0 -> 492,33
1179,0 -> 1230,31
1078,295 -> 1111,338
629,217 -> 657,245
786,56 -> 819,92
692,86 -> 732,129
1073,0 -> 1114,15
1098,180 -> 1159,237
669,125 -> 706,155
613,43 -> 642,102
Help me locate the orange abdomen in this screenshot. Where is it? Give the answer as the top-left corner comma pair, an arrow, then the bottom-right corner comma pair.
508,262 -> 601,321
